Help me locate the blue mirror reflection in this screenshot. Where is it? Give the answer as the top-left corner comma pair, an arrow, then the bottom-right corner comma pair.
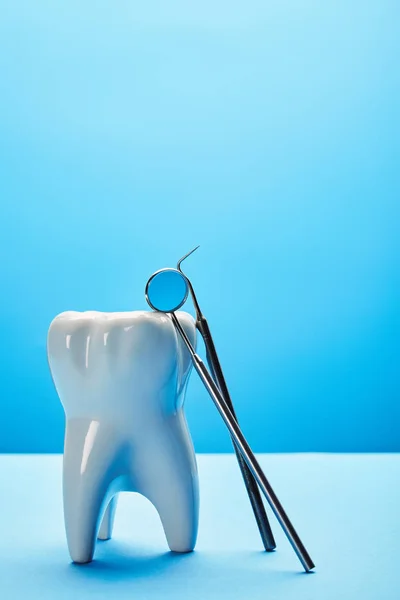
146,269 -> 189,312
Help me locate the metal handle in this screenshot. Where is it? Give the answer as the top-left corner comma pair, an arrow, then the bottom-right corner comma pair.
171,313 -> 315,572
198,317 -> 276,551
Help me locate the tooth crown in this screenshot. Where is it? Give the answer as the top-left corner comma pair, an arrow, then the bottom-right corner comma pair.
48,310 -> 195,422
47,310 -> 199,563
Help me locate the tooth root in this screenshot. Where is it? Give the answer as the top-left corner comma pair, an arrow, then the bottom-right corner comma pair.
63,418 -> 123,563
64,415 -> 198,559
137,413 -> 199,553
98,496 -> 118,541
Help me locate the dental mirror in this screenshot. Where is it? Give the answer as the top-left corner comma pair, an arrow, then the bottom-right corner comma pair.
145,268 -> 189,312
144,265 -> 315,572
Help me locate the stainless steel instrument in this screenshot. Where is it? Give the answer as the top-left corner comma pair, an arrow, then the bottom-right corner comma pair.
145,249 -> 315,572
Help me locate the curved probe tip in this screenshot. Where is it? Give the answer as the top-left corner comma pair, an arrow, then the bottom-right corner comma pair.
177,245 -> 200,271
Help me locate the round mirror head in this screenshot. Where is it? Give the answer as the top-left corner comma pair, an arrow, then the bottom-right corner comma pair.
145,268 -> 189,313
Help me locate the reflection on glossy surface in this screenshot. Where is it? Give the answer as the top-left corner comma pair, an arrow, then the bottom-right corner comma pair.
47,310 -> 198,564
145,269 -> 189,312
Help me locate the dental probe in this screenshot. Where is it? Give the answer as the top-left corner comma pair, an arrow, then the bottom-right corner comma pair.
177,247 -> 276,551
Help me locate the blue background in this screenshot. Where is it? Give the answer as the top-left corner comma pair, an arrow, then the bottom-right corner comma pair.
0,1 -> 398,453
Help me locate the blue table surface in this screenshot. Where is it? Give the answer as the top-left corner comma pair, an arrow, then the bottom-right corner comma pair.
0,454 -> 398,599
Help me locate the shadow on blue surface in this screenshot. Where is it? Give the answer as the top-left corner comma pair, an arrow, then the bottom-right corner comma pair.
69,541 -> 194,579
8,544 -> 310,600
49,543 -> 308,599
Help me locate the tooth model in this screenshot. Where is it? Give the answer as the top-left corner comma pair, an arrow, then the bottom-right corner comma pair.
47,310 -> 199,564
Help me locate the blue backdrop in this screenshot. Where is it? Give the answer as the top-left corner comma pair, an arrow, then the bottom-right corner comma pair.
0,1 -> 398,453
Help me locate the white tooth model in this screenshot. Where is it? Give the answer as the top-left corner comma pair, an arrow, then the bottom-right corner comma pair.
47,310 -> 199,564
